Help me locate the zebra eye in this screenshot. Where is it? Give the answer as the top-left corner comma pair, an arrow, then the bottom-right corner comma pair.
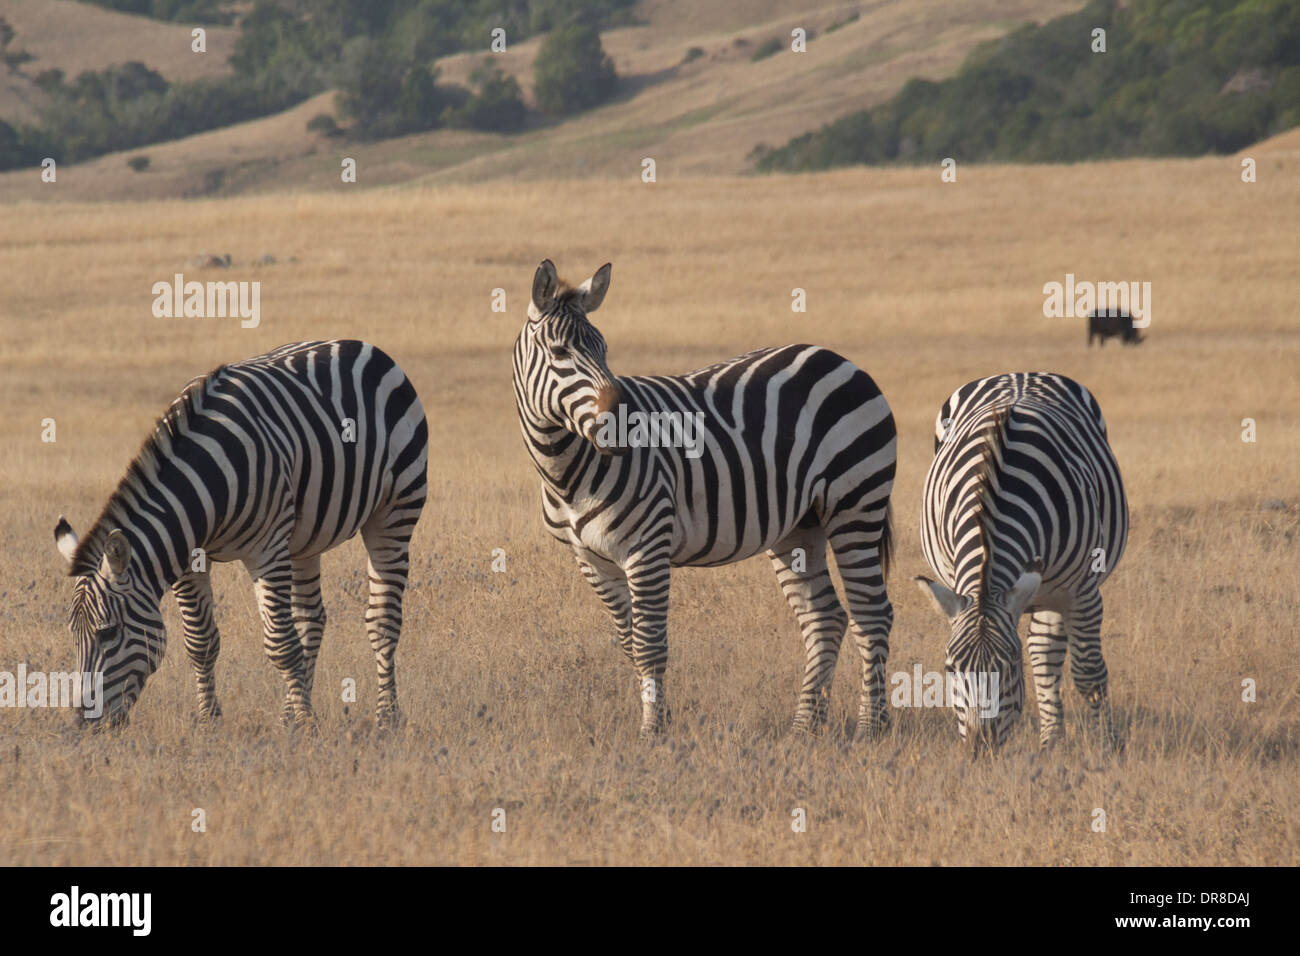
549,345 -> 570,359
94,625 -> 119,643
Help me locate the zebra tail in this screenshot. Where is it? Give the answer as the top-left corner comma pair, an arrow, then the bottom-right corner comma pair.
880,502 -> 894,582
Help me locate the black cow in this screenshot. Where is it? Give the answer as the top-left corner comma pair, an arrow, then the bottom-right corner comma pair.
1088,309 -> 1145,346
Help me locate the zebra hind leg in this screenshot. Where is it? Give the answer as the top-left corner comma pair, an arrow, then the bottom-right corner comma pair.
361,526 -> 413,732
1027,609 -> 1068,749
250,551 -> 315,730
287,555 -> 326,725
174,572 -> 222,721
768,525 -> 846,736
825,510 -> 894,741
1066,591 -> 1121,753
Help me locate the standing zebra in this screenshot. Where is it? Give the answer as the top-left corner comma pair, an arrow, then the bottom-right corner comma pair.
514,260 -> 897,739
915,372 -> 1127,751
53,340 -> 428,729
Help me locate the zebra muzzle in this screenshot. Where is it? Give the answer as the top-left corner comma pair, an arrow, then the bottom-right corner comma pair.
586,383 -> 628,456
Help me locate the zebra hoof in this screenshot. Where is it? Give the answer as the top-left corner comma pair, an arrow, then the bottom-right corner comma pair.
290,712 -> 319,735
375,708 -> 405,734
790,719 -> 827,738
854,713 -> 891,742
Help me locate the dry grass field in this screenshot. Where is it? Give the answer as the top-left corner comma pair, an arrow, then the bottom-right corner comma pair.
1,143 -> 1298,865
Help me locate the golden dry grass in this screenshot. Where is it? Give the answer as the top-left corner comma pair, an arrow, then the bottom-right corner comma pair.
1,146 -> 1298,864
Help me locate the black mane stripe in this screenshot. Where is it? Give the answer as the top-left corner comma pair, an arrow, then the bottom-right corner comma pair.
68,369 -> 223,577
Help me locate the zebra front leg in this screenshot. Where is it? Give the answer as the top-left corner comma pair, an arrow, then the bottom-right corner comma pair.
1066,591 -> 1119,752
768,528 -> 847,735
577,556 -> 635,663
287,555 -> 326,726
173,572 -> 222,721
626,549 -> 671,738
826,518 -> 893,740
250,553 -> 314,729
1027,609 -> 1068,749
362,530 -> 411,731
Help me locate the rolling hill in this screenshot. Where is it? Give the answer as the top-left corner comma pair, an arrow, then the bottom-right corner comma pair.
0,0 -> 1081,201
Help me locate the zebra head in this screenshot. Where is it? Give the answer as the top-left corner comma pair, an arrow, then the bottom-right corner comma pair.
914,561 -> 1041,753
54,517 -> 165,728
514,259 -> 625,455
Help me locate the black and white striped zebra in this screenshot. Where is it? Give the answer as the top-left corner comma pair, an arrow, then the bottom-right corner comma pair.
915,372 -> 1128,751
53,340 -> 428,729
514,260 -> 897,738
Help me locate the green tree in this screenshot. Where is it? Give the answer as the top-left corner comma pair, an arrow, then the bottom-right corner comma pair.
533,23 -> 617,116
447,61 -> 527,132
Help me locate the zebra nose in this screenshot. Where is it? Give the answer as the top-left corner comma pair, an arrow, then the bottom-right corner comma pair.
594,382 -> 621,417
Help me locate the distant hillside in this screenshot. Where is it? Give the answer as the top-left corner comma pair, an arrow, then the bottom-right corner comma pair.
0,0 -> 237,124
756,0 -> 1300,172
0,0 -> 1084,201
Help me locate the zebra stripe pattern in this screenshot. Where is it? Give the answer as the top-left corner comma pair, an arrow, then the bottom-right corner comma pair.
53,340 -> 428,728
514,260 -> 897,738
915,371 -> 1128,751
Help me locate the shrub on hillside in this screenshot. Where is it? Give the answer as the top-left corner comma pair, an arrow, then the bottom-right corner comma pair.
533,24 -> 617,116
751,37 -> 782,62
757,0 -> 1300,171
445,62 -> 527,132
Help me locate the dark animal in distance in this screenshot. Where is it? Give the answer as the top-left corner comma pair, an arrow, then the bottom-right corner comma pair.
1088,309 -> 1145,346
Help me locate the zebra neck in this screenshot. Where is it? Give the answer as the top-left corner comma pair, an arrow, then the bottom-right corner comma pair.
110,504 -> 201,602
526,424 -> 602,497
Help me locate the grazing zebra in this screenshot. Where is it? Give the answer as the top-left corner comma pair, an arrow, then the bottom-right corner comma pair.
53,340 -> 428,729
915,372 -> 1128,751
513,260 -> 897,739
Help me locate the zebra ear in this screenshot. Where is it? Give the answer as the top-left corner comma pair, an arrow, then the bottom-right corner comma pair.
531,259 -> 560,314
55,516 -> 79,565
578,263 -> 611,313
1004,566 -> 1042,618
915,576 -> 971,621
103,530 -> 131,577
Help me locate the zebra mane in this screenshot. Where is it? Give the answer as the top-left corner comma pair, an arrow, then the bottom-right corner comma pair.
542,282 -> 587,317
67,368 -> 220,577
973,404 -> 1010,605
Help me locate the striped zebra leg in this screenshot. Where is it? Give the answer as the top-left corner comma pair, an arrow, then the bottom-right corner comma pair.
768,528 -> 847,735
361,532 -> 411,731
290,555 -> 326,722
627,549 -> 672,738
1066,590 -> 1119,751
1027,609 -> 1068,748
173,572 -> 222,720
826,517 -> 893,740
251,552 -> 314,728
576,557 -> 635,664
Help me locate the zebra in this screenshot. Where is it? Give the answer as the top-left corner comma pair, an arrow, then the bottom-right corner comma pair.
915,372 -> 1128,752
513,259 -> 897,739
52,340 -> 428,729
